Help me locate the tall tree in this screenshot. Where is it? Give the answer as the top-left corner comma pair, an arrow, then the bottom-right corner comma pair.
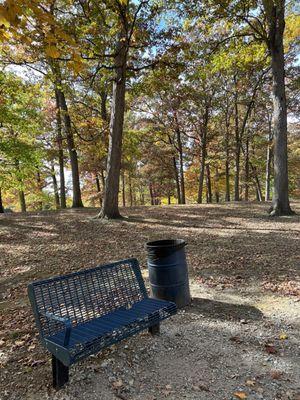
262,0 -> 293,215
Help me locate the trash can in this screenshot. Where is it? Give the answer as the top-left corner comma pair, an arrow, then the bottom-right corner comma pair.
146,239 -> 191,308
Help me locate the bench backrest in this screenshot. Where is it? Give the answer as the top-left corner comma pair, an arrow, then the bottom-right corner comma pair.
28,258 -> 148,339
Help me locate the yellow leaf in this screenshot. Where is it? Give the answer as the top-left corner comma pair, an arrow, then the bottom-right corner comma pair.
0,14 -> 10,28
45,45 -> 61,59
234,392 -> 247,399
279,333 -> 288,340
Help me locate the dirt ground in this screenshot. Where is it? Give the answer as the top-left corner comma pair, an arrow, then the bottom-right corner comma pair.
0,202 -> 299,400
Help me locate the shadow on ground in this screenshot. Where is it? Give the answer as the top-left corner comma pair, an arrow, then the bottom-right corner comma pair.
187,297 -> 264,322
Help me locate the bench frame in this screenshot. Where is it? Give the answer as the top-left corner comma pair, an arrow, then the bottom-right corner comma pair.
28,258 -> 176,389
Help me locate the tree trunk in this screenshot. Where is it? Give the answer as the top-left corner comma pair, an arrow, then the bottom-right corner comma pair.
198,145 -> 206,204
197,105 -> 209,204
98,29 -> 127,219
244,135 -> 250,201
214,166 -> 220,203
255,175 -> 263,201
149,183 -> 154,205
205,164 -> 212,203
175,123 -> 186,204
51,162 -> 60,210
0,188 -> 4,213
54,90 -> 66,209
121,171 -> 126,207
129,174 -> 133,207
234,78 -> 240,201
19,190 -> 26,212
172,156 -> 181,204
265,135 -> 273,201
36,170 -> 43,210
56,88 -> 83,208
263,0 -> 293,215
100,90 -> 108,122
225,112 -> 231,202
95,174 -> 102,207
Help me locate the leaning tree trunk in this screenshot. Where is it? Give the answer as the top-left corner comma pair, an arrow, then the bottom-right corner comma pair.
98,31 -> 127,218
0,188 -> 4,213
263,0 -> 293,215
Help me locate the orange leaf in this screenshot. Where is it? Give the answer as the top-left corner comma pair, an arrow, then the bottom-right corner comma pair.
234,392 -> 247,399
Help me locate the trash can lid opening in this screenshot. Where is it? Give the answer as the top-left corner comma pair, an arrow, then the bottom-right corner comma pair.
146,239 -> 186,248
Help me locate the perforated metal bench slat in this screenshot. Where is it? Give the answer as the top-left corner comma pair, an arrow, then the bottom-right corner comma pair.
47,298 -> 175,350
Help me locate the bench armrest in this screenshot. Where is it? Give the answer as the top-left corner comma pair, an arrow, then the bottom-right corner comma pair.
42,312 -> 72,347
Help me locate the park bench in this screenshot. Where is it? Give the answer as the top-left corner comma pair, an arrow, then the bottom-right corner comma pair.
28,258 -> 177,389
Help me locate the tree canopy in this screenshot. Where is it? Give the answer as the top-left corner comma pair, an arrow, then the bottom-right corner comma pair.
0,0 -> 299,214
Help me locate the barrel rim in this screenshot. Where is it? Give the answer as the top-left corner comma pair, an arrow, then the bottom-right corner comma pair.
146,239 -> 186,248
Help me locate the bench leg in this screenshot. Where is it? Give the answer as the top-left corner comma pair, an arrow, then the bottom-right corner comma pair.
52,355 -> 69,389
149,323 -> 160,335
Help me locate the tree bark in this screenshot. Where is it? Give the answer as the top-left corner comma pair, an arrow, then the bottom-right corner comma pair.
168,132 -> 181,204
149,183 -> 154,205
36,170 -> 43,210
244,135 -> 250,201
100,90 -> 108,122
205,164 -> 212,203
51,162 -> 60,210
129,174 -> 133,207
54,90 -> 66,209
56,88 -> 83,208
0,188 -> 4,213
263,0 -> 293,215
234,77 -> 241,201
174,116 -> 186,204
19,190 -> 26,212
98,26 -> 127,219
95,174 -> 102,207
255,175 -> 263,201
121,171 -> 126,207
198,104 -> 209,203
198,145 -> 206,204
214,166 -> 220,203
225,108 -> 231,202
265,114 -> 273,201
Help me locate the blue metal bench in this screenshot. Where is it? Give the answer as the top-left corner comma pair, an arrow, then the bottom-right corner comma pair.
28,258 -> 177,389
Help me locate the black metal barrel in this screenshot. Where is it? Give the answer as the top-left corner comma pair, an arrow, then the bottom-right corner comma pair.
146,239 -> 191,308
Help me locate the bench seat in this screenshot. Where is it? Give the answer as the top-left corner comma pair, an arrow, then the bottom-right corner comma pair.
45,298 -> 176,365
